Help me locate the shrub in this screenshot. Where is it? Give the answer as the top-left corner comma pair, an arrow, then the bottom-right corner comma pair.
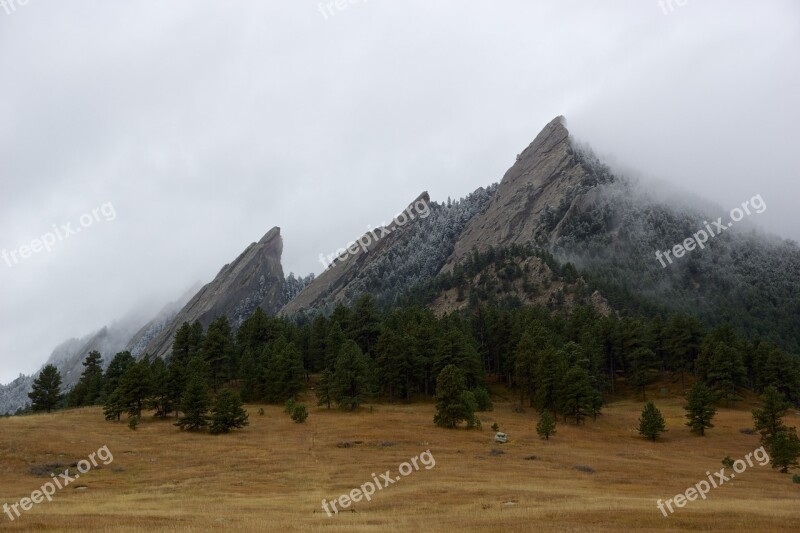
792,474 -> 800,484
258,408 -> 265,416
473,388 -> 493,412
491,422 -> 500,432
128,415 -> 139,431
722,456 -> 735,469
284,399 -> 296,414
291,404 -> 308,423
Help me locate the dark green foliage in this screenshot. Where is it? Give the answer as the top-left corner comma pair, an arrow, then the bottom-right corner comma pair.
558,366 -> 597,425
209,388 -> 249,434
147,357 -> 173,418
28,365 -> 63,413
176,373 -> 212,431
792,474 -> 800,484
128,415 -> 139,431
628,347 -> 658,399
433,365 -> 477,429
202,316 -> 234,391
68,351 -> 104,407
685,382 -> 717,436
103,351 -> 135,398
722,456 -> 735,469
473,388 -> 493,411
753,386 -> 791,445
317,369 -> 333,408
102,388 -> 124,421
768,428 -> 800,473
638,401 -> 667,441
263,342 -> 305,404
118,359 -> 152,418
290,404 -> 309,423
491,422 -> 500,432
332,340 -> 371,410
284,398 -> 296,414
536,410 -> 557,440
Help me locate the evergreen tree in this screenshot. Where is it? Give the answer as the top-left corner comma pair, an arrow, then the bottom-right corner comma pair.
119,359 -> 152,418
433,365 -> 477,429
705,342 -> 746,405
558,366 -> 595,424
325,322 -> 346,370
103,351 -> 135,398
685,382 -> 717,436
103,388 -> 124,421
768,428 -> 800,473
534,346 -> 564,412
514,331 -> 539,407
28,365 -> 63,413
147,357 -> 173,418
536,410 -> 557,440
332,340 -> 371,410
317,368 -> 333,409
172,322 -> 193,367
628,347 -> 658,399
263,341 -> 305,403
638,401 -> 667,441
202,316 -> 234,391
753,386 -> 791,445
69,351 -> 104,407
176,373 -> 212,431
209,388 -> 249,434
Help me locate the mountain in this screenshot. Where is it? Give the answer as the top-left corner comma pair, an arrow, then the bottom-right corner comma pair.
437,116 -> 800,352
280,188 -> 497,317
443,116 -> 586,269
126,281 -> 204,357
141,227 -> 288,358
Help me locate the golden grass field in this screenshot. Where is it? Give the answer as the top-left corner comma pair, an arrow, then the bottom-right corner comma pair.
1,385 -> 799,532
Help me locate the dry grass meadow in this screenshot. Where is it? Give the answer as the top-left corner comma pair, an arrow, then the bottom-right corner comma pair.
1,385 -> 799,532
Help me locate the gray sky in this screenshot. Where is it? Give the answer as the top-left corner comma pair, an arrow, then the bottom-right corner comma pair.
1,0 -> 798,383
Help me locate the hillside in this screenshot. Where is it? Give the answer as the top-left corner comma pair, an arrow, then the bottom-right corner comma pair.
1,392 -> 798,531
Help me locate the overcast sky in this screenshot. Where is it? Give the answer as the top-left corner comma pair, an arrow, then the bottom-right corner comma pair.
1,0 -> 798,383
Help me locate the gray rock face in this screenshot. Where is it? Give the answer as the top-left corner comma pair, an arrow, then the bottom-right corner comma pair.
142,227 -> 286,358
125,281 -> 204,357
443,116 -> 590,270
281,194 -> 431,316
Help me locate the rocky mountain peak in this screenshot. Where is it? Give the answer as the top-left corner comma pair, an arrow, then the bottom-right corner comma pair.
442,116 -> 587,270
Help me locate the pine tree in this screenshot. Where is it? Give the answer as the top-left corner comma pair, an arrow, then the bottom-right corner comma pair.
176,373 -> 211,431
69,351 -> 104,407
202,316 -> 234,391
103,351 -> 135,399
705,342 -> 746,405
332,340 -> 371,410
433,365 -> 477,429
638,401 -> 667,441
628,347 -> 658,399
514,331 -> 539,407
147,357 -> 173,418
119,359 -> 152,418
209,388 -> 249,434
103,388 -> 124,421
263,342 -> 305,403
753,386 -> 790,445
685,382 -> 717,436
536,410 -> 557,440
558,366 -> 595,424
768,428 -> 800,473
317,368 -> 333,409
28,365 -> 63,413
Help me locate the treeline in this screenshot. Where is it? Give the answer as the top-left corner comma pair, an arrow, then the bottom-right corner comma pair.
26,291 -> 795,430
